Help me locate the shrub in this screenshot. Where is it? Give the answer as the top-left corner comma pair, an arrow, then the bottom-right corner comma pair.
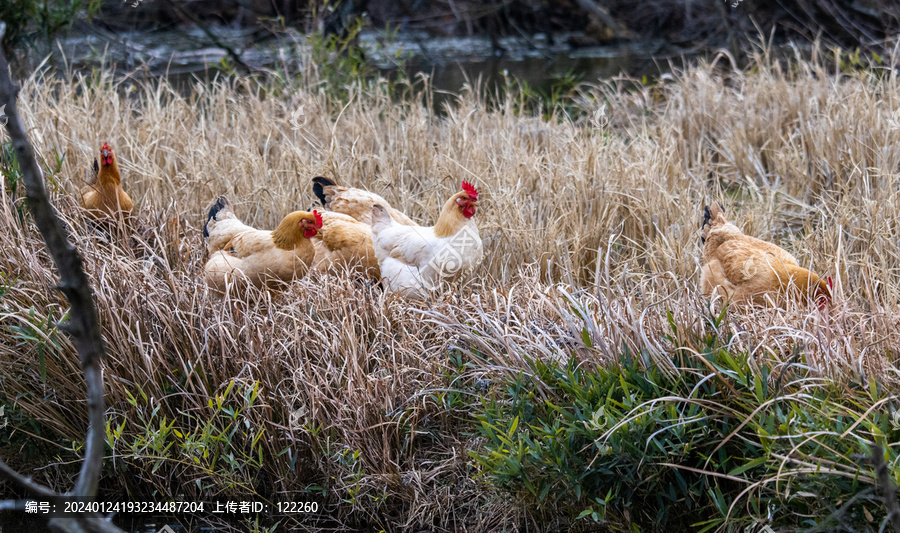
473,310 -> 899,531
0,0 -> 100,58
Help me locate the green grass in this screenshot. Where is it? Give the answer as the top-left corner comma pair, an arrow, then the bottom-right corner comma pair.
473,308 -> 898,531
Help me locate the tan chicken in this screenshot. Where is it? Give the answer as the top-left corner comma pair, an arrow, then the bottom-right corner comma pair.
203,197 -> 320,292
312,176 -> 417,226
80,142 -> 133,220
700,203 -> 832,307
310,211 -> 380,279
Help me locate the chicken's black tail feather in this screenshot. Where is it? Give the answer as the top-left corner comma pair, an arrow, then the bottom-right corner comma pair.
203,196 -> 231,239
86,158 -> 100,185
700,202 -> 725,244
312,176 -> 334,207
702,205 -> 712,229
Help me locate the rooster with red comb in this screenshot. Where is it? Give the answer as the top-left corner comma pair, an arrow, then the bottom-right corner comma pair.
370,181 -> 483,299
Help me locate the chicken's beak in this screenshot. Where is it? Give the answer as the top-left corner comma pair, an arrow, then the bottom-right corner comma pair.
101,150 -> 109,158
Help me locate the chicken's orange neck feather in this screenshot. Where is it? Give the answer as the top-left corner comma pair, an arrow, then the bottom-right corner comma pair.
272,212 -> 315,251
777,266 -> 831,307
433,192 -> 469,238
98,156 -> 121,187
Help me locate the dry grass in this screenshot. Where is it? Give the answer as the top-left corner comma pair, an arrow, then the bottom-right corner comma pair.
2,39 -> 900,530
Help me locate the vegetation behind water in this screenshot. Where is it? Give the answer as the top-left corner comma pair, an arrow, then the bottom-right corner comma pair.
4,0 -> 900,74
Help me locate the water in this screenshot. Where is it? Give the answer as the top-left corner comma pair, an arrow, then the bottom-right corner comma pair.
53,27 -> 680,93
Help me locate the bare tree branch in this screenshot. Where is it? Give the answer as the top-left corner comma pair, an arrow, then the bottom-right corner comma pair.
572,0 -> 635,40
161,0 -> 258,74
871,444 -> 900,533
0,461 -> 61,500
0,25 -> 124,533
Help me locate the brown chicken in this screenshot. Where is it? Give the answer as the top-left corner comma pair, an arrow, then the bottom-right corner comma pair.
310,211 -> 380,279
203,197 -> 321,292
312,176 -> 417,226
80,142 -> 133,220
700,203 -> 832,307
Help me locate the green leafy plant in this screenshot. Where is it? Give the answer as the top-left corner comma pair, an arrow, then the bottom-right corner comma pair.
7,305 -> 66,384
107,379 -> 267,498
1,142 -> 65,223
303,16 -> 372,98
0,0 -> 101,58
472,311 -> 898,531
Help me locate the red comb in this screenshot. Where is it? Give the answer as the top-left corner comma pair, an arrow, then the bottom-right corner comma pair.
101,142 -> 110,151
461,181 -> 478,199
313,210 -> 323,228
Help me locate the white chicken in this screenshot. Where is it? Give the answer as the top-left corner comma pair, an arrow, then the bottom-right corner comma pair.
371,181 -> 483,298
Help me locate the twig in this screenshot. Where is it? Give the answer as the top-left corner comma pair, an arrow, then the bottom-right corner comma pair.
160,0 -> 256,74
571,0 -> 635,40
0,25 -> 123,533
0,461 -> 61,500
871,445 -> 900,533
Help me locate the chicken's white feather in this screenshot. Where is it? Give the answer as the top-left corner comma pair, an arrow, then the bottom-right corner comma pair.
372,205 -> 483,298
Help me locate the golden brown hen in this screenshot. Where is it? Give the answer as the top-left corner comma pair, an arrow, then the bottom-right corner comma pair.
309,211 -> 381,279
203,197 -> 321,292
80,142 -> 133,220
312,176 -> 417,226
700,203 -> 831,307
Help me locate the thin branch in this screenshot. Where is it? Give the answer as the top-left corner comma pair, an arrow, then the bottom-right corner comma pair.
0,38 -> 106,503
871,445 -> 900,533
0,24 -> 123,533
160,0 -> 257,74
0,461 -> 61,500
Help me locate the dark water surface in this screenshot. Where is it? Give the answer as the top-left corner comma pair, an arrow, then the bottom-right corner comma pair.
53,27 -> 682,92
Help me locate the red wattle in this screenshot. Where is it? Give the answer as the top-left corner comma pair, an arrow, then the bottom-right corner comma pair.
462,206 -> 476,218
303,229 -> 318,238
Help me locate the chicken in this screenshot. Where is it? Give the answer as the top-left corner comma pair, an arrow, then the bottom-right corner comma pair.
371,181 -> 483,298
310,211 -> 380,279
312,176 -> 417,226
700,203 -> 832,307
203,197 -> 321,291
80,142 -> 133,220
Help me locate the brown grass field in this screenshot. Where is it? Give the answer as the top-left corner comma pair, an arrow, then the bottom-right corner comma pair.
2,39 -> 900,531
